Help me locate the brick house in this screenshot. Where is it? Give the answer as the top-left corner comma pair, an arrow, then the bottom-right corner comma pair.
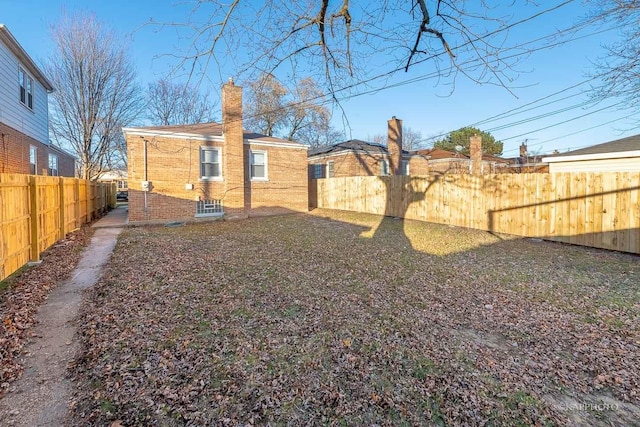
308,117 -> 430,178
412,148 -> 512,175
122,80 -> 309,223
0,24 -> 75,176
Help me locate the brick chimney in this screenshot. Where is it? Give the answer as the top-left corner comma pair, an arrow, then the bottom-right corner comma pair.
222,78 -> 246,217
469,134 -> 482,175
520,142 -> 528,158
387,116 -> 403,175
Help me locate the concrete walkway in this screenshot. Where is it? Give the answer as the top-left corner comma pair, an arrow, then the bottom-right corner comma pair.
0,206 -> 127,426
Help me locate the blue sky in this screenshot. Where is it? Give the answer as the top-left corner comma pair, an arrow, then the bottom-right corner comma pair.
1,0 -> 637,157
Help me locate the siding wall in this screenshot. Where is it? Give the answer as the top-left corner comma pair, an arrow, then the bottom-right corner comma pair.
549,157 -> 640,173
0,39 -> 49,144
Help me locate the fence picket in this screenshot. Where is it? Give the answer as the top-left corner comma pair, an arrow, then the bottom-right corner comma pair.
310,172 -> 640,254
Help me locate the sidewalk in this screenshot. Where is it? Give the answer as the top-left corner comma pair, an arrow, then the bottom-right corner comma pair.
93,204 -> 129,228
0,206 -> 127,426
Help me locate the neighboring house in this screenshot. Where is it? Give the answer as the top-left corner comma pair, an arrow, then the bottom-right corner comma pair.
0,24 -> 75,176
543,134 -> 640,173
123,80 -> 308,223
308,118 -> 430,178
506,143 -> 549,173
412,148 -> 511,175
97,169 -> 128,191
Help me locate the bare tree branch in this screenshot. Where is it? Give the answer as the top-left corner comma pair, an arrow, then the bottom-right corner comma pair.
46,12 -> 144,179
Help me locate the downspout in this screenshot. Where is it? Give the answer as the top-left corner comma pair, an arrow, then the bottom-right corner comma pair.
143,137 -> 148,219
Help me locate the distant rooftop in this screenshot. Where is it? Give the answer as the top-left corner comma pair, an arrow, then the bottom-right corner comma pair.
309,139 -> 416,157
552,134 -> 640,157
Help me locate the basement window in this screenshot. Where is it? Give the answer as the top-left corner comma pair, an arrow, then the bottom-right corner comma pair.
195,199 -> 224,217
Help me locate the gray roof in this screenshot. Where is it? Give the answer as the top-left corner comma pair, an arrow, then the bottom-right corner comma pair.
308,139 -> 410,157
553,134 -> 640,157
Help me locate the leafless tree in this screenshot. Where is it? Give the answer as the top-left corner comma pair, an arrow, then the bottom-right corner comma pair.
245,73 -> 288,136
46,12 -> 144,179
153,0 -> 573,98
588,0 -> 640,113
147,79 -> 216,125
368,126 -> 423,150
245,73 -> 342,146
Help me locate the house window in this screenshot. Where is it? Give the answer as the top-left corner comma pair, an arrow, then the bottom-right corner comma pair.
250,150 -> 267,180
48,154 -> 58,176
195,199 -> 224,217
313,164 -> 323,179
19,66 -> 34,109
118,180 -> 128,189
379,159 -> 389,176
200,147 -> 221,179
401,160 -> 410,176
29,146 -> 37,174
327,161 -> 335,178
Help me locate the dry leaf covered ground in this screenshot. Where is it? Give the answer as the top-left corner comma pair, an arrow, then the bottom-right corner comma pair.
70,210 -> 640,426
0,226 -> 93,397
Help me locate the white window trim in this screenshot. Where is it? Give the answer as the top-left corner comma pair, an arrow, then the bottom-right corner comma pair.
19,65 -> 34,111
249,149 -> 268,181
48,153 -> 59,176
326,160 -> 335,178
199,146 -> 223,181
402,160 -> 410,176
379,159 -> 390,176
29,145 -> 37,174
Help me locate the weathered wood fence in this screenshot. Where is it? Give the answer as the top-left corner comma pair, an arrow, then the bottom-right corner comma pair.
311,173 -> 640,254
0,174 -> 117,281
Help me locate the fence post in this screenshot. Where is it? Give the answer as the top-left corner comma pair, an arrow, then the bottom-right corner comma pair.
59,178 -> 65,239
86,180 -> 92,222
75,178 -> 80,229
29,176 -> 40,261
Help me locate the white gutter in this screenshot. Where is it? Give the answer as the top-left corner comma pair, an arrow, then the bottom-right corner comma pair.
543,150 -> 640,163
122,128 -> 307,149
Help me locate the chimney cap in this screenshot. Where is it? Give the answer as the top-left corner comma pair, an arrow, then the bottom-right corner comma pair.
228,77 -> 234,85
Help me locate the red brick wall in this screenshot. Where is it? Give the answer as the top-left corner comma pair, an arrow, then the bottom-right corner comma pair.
126,134 -> 308,223
308,152 -> 430,177
222,81 -> 246,217
245,143 -> 308,214
387,117 -> 402,175
0,121 -> 75,176
308,152 -> 386,178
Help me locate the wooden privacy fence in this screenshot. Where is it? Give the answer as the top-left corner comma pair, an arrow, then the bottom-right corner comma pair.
0,174 -> 116,281
311,173 -> 640,254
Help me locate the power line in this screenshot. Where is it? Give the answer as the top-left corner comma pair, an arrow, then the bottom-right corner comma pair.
238,0 -> 583,124
501,112 -> 639,154
498,101 -> 625,143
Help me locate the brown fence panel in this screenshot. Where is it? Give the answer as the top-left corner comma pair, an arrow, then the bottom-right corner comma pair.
0,174 -> 114,281
311,172 -> 640,254
0,174 -> 31,280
